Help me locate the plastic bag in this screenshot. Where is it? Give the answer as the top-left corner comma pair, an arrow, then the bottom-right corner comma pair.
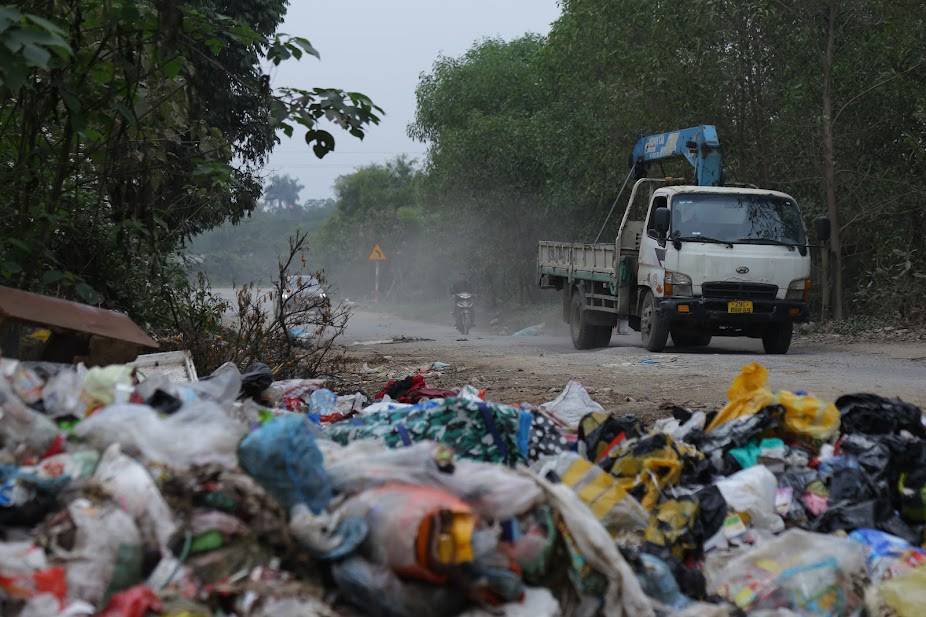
332,555 -> 468,617
848,528 -> 926,582
0,377 -> 61,463
539,379 -> 604,430
41,365 -> 87,418
73,401 -> 246,470
238,413 -> 332,514
457,586 -> 561,617
708,364 -> 840,440
653,410 -> 706,443
93,444 -> 178,548
0,542 -> 67,602
707,528 -> 866,615
360,394 -> 413,414
309,388 -> 337,416
535,451 -> 649,534
51,498 -> 143,607
715,464 -> 785,533
81,365 -> 134,410
96,585 -> 162,617
254,597 -> 339,617
27,450 -> 99,482
870,563 -> 926,617
184,362 -> 242,405
240,362 -> 273,401
322,440 -> 543,521
338,482 -> 477,583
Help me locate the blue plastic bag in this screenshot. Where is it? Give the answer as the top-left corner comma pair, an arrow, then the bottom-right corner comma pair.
238,414 -> 332,514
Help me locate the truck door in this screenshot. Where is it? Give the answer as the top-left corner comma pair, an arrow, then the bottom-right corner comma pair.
638,194 -> 668,299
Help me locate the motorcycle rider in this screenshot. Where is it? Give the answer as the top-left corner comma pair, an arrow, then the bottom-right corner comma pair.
450,272 -> 475,327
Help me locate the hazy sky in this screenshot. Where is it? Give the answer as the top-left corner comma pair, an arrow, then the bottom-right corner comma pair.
262,0 -> 561,201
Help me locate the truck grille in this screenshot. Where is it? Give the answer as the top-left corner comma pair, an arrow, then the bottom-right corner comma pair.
702,282 -> 778,300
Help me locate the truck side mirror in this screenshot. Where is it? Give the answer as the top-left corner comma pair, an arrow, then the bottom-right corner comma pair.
654,207 -> 670,241
814,216 -> 831,243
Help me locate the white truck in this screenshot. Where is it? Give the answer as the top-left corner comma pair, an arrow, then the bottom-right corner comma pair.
537,126 -> 830,354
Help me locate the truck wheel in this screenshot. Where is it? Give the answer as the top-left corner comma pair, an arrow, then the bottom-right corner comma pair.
672,331 -> 711,348
762,322 -> 793,354
640,291 -> 669,352
570,291 -> 610,349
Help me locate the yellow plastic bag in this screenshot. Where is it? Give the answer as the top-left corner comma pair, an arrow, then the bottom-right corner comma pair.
707,363 -> 774,432
707,363 -> 840,440
877,563 -> 926,617
777,390 -> 840,440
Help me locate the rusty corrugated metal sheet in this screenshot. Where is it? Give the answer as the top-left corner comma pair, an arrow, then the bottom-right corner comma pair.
0,285 -> 158,349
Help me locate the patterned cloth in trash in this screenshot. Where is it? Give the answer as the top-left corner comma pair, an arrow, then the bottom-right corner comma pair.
542,452 -> 648,536
598,433 -> 704,511
325,397 -> 528,465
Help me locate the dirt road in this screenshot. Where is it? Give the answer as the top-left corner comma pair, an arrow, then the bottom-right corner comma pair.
341,309 -> 926,423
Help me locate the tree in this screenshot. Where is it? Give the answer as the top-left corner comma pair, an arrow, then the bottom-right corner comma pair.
409,36 -> 553,302
0,1 -> 381,329
263,174 -> 305,210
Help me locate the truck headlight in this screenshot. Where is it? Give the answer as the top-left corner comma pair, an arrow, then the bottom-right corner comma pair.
664,272 -> 693,298
786,278 -> 811,302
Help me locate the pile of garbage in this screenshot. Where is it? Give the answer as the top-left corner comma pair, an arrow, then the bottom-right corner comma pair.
2,356 -> 925,617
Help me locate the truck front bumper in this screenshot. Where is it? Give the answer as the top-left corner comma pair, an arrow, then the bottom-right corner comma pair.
657,297 -> 810,334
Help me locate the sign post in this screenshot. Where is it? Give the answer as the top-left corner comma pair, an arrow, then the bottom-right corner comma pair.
367,243 -> 387,302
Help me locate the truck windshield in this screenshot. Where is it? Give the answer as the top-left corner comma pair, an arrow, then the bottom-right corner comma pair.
670,193 -> 806,245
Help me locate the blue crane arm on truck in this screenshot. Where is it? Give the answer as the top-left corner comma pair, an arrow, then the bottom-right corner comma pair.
538,125 -> 830,355
630,125 -> 724,187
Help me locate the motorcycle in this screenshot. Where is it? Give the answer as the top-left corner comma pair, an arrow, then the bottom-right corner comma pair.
453,292 -> 475,335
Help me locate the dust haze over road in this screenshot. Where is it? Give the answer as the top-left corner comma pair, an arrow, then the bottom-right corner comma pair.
343,308 -> 926,421
212,287 -> 926,417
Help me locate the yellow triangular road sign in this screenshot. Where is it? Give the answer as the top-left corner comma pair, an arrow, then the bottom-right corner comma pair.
368,243 -> 387,261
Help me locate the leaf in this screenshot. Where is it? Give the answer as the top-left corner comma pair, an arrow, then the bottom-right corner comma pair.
291,37 -> 320,59
41,269 -> 68,284
24,14 -> 67,38
60,88 -> 81,113
204,37 -> 222,54
114,101 -> 135,124
163,57 -> 182,78
75,282 -> 103,304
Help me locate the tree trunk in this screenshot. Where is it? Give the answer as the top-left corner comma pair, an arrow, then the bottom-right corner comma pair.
821,0 -> 844,319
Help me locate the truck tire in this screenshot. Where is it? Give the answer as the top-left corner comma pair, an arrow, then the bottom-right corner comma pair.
570,291 -> 611,349
640,291 -> 669,352
762,322 -> 793,354
672,331 -> 711,348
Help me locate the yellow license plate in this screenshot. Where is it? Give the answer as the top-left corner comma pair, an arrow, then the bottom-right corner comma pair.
728,300 -> 753,314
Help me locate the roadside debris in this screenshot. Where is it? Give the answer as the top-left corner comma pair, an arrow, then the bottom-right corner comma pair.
1,354 -> 925,617
513,323 -> 545,337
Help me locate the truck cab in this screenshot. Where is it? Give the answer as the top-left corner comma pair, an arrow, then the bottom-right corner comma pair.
635,184 -> 812,353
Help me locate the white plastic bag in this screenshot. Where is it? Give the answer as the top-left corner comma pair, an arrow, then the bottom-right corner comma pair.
55,498 -> 142,606
715,465 -> 784,533
40,365 -> 87,418
539,379 -> 605,430
653,411 -> 706,443
458,586 -> 561,617
706,528 -> 866,614
322,440 -> 543,521
93,444 -> 178,548
0,377 -> 60,461
360,394 -> 412,415
73,401 -> 246,470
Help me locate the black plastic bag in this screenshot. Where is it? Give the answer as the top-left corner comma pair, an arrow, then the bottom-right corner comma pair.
240,362 -> 274,401
836,393 -> 925,438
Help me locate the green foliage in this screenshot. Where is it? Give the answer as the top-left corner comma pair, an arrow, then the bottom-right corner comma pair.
0,1 -> 380,331
401,0 -> 926,317
187,200 -> 334,285
263,173 -> 305,209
